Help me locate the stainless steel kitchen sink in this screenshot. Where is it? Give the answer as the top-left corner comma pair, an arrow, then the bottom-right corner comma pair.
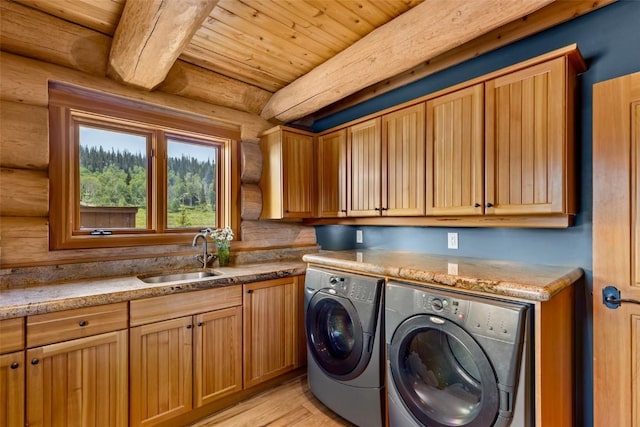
138,270 -> 221,284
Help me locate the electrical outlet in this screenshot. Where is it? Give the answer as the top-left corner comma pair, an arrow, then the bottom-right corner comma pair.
447,232 -> 458,249
448,263 -> 459,275
356,229 -> 363,243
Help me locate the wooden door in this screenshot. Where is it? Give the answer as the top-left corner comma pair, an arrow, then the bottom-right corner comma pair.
26,330 -> 128,427
347,118 -> 382,216
593,71 -> 640,427
382,103 -> 426,216
485,57 -> 569,215
130,317 -> 192,427
0,351 -> 24,427
317,129 -> 347,217
426,84 -> 484,215
243,277 -> 298,388
194,306 -> 243,407
282,131 -> 315,218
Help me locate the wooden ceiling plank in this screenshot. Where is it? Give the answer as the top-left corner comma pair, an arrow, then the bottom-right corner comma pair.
220,0 -> 340,60
369,0 -> 420,18
207,4 -> 325,67
261,0 -> 555,122
190,23 -> 308,81
0,0 -> 110,76
243,0 -> 350,54
338,0 -> 406,27
13,0 -> 124,35
284,0 -> 364,46
311,0 -> 617,120
304,0 -> 377,36
108,0 -> 219,90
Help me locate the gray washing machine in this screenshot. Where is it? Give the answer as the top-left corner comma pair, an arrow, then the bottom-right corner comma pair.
304,267 -> 385,427
385,281 -> 533,427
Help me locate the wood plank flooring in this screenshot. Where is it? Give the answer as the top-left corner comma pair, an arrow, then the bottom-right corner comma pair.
188,376 -> 354,426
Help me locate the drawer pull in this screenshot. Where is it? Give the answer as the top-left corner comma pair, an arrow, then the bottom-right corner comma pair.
10,362 -> 19,369
79,320 -> 88,327
31,358 -> 39,365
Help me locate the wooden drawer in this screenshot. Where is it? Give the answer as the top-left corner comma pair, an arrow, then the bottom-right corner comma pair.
27,302 -> 128,348
0,317 -> 25,353
130,285 -> 242,326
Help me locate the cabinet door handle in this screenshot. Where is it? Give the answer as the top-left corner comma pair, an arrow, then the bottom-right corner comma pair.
381,207 -> 388,211
486,202 -> 494,208
10,362 -> 19,369
31,358 -> 39,365
186,324 -> 193,329
374,207 -> 380,211
78,320 -> 88,327
247,289 -> 253,294
197,322 -> 203,327
474,203 -> 481,208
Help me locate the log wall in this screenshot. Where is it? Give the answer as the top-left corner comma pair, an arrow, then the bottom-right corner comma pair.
0,5 -> 316,269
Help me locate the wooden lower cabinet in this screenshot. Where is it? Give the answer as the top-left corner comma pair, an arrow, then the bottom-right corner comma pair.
0,351 -> 24,427
129,290 -> 243,427
130,317 -> 193,426
26,330 -> 128,427
243,276 -> 300,388
194,306 -> 243,407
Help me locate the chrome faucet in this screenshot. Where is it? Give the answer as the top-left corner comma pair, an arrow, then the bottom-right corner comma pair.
192,229 -> 216,268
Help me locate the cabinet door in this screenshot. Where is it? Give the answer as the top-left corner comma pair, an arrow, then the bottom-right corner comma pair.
426,84 -> 484,215
130,317 -> 192,427
243,277 -> 298,388
347,118 -> 382,216
485,57 -> 567,214
382,103 -> 426,216
194,306 -> 242,407
283,131 -> 315,218
0,351 -> 24,427
317,129 -> 347,217
26,330 -> 128,427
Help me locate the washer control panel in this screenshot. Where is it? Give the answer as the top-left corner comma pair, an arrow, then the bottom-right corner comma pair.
306,267 -> 382,304
387,281 -> 527,344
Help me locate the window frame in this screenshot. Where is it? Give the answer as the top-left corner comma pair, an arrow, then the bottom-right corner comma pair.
49,83 -> 240,250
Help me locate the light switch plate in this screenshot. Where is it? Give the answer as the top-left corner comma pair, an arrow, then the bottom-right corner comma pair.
448,263 -> 459,275
356,229 -> 363,243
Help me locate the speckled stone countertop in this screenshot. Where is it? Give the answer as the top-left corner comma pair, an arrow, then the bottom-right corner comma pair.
0,261 -> 306,320
302,250 -> 583,302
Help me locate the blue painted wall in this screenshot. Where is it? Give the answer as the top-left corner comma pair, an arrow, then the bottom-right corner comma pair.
312,2 -> 640,426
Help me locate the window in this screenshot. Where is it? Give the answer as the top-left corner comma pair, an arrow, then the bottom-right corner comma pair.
49,83 -> 240,250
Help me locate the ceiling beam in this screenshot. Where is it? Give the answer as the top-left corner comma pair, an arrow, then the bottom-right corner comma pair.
261,0 -> 555,123
108,0 -> 219,90
306,0 -> 617,123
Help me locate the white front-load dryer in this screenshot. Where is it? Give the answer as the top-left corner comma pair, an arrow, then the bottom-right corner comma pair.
385,281 -> 533,427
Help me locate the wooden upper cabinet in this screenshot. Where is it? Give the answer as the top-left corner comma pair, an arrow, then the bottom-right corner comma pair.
347,106 -> 425,217
485,56 -> 577,215
260,126 -> 315,219
382,103 -> 426,216
317,129 -> 347,217
426,84 -> 484,215
347,118 -> 382,216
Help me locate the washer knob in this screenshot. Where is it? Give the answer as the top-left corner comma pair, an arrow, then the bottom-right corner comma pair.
431,298 -> 444,311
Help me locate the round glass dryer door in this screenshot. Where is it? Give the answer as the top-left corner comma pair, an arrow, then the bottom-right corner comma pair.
306,294 -> 364,379
389,315 -> 499,427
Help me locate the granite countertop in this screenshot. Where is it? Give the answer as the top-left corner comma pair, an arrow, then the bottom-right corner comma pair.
302,250 -> 583,302
0,261 -> 306,320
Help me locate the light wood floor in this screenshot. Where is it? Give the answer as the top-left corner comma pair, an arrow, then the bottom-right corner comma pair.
188,376 -> 355,426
